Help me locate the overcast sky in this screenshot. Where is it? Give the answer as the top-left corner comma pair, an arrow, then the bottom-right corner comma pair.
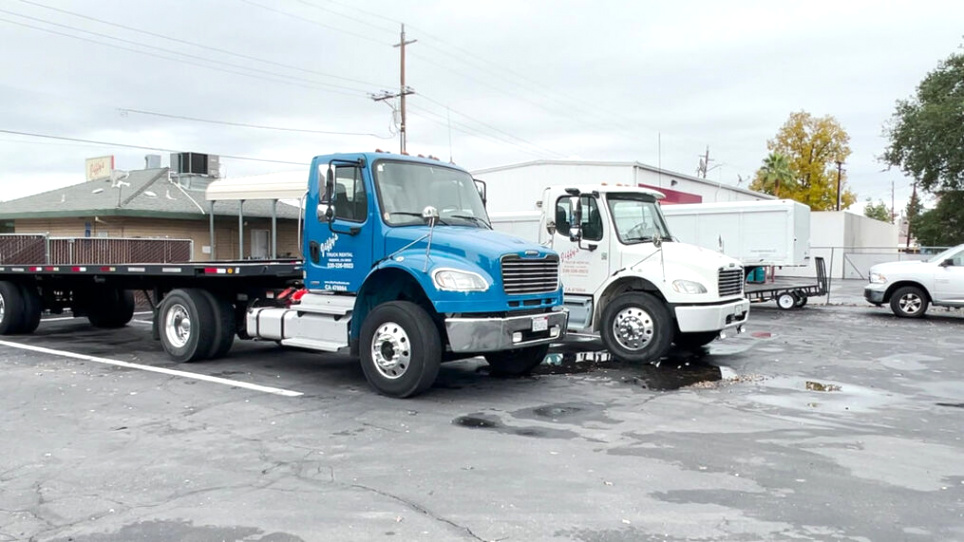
1,0 -> 961,211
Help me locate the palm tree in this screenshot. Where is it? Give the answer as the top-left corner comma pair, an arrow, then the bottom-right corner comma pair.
758,152 -> 794,198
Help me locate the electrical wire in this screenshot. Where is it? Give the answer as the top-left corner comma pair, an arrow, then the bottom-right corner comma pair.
0,12 -> 369,97
15,0 -> 391,89
237,0 -> 391,46
0,128 -> 311,166
118,108 -> 394,138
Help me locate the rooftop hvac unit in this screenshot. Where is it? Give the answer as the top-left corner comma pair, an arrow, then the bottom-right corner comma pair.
170,152 -> 220,178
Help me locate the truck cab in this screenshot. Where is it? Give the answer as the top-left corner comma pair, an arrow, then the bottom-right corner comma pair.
537,185 -> 749,362
246,152 -> 568,397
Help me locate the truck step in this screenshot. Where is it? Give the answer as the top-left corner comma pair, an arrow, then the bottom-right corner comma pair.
280,337 -> 349,353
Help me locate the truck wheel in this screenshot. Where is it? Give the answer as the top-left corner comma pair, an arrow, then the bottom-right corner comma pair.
776,292 -> 797,310
485,344 -> 549,377
158,288 -> 217,363
18,284 -> 42,334
674,331 -> 718,350
199,290 -> 236,360
600,292 -> 673,363
890,286 -> 928,318
359,301 -> 441,398
793,291 -> 808,308
87,288 -> 135,329
0,281 -> 25,335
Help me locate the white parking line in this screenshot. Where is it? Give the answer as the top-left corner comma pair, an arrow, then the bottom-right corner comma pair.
0,340 -> 303,397
41,311 -> 153,323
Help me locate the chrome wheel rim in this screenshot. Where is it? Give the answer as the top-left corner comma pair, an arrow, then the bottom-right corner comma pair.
164,303 -> 192,348
371,322 -> 411,379
899,293 -> 922,314
0,293 -> 5,323
612,306 -> 654,351
778,294 -> 795,309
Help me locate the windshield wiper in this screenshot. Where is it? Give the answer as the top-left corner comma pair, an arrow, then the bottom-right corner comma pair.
448,214 -> 491,229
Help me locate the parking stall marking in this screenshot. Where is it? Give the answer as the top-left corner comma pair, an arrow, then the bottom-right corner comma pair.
0,340 -> 303,397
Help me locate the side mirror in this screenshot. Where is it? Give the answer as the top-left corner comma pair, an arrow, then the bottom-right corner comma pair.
569,196 -> 582,243
941,258 -> 954,267
545,220 -> 557,236
474,179 -> 487,207
321,165 -> 335,223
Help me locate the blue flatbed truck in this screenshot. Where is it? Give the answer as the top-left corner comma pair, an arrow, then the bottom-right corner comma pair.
0,152 -> 568,397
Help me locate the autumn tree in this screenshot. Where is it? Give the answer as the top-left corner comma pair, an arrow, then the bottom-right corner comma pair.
751,111 -> 855,210
863,199 -> 892,222
883,46 -> 964,192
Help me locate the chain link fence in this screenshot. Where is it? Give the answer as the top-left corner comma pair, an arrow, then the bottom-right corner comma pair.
0,234 -> 192,265
777,246 -> 951,280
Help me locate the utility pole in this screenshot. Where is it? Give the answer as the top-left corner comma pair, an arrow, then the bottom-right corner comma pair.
891,180 -> 895,224
906,181 -> 918,250
697,146 -> 711,178
834,160 -> 844,211
371,24 -> 416,153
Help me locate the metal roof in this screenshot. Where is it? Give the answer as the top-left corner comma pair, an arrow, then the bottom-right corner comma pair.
205,171 -> 309,201
0,168 -> 300,220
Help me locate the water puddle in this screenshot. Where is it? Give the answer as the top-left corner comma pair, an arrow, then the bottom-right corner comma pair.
936,402 -> 964,408
453,413 -> 578,439
536,350 -> 723,391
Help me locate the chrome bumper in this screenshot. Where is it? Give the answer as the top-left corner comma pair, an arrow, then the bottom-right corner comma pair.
674,298 -> 750,333
445,310 -> 568,353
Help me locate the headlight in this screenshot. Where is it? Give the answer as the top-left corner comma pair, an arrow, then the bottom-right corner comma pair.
869,271 -> 887,284
672,279 -> 707,294
432,268 -> 489,292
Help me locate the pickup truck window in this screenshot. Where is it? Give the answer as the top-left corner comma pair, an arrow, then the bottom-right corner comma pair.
607,194 -> 671,244
927,246 -> 964,265
373,160 -> 490,228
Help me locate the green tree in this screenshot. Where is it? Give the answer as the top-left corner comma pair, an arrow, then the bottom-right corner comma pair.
863,198 -> 892,222
883,46 -> 964,193
750,111 -> 855,210
751,152 -> 795,198
912,192 -> 964,247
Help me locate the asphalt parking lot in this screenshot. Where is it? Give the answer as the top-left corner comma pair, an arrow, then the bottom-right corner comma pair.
2,284 -> 963,541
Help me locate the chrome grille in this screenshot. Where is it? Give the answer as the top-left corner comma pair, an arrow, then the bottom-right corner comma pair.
718,267 -> 744,296
501,254 -> 560,295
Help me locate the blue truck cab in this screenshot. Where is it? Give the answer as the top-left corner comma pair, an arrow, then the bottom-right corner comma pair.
245,151 -> 567,397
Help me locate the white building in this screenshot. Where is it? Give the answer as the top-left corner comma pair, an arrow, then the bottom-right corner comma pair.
472,159 -> 772,213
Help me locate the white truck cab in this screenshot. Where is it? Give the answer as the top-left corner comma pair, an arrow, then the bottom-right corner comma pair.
532,185 -> 750,362
865,244 -> 964,317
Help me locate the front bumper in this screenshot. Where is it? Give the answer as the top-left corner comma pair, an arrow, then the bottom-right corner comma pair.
674,298 -> 750,333
864,284 -> 886,304
445,310 -> 568,353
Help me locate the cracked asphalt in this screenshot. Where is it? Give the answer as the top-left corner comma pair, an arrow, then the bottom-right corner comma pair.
1,285 -> 963,541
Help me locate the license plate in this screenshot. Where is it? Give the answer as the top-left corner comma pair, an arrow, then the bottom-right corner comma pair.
532,315 -> 549,332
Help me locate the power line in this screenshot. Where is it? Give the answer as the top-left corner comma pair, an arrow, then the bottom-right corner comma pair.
0,12 -> 369,97
0,128 -> 310,166
15,0 -> 390,89
407,105 -> 561,159
118,108 -> 394,138
236,0 -> 391,46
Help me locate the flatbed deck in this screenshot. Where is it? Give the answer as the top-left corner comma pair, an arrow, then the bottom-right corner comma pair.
744,257 -> 827,310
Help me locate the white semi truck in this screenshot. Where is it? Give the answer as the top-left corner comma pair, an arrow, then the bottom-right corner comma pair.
489,185 -> 749,362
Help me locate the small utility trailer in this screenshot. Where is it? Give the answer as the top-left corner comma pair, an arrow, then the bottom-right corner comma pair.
744,257 -> 828,310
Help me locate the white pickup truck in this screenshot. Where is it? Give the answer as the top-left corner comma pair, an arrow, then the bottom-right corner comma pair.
864,244 -> 964,317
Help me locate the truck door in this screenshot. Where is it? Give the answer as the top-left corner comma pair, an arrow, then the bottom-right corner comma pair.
932,247 -> 964,302
305,164 -> 374,293
549,194 -> 611,295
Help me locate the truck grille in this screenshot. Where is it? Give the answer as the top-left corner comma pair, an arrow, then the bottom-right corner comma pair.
718,267 -> 744,297
501,254 -> 560,295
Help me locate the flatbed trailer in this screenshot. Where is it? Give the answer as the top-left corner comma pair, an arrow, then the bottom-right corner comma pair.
744,257 -> 828,310
0,259 -> 303,351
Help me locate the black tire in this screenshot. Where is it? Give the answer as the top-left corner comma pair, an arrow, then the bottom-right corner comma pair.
198,290 -> 236,360
86,288 -> 135,329
359,301 -> 441,398
485,344 -> 549,377
18,284 -> 42,335
793,292 -> 808,308
158,288 -> 217,363
0,281 -> 25,335
776,292 -> 796,310
599,292 -> 673,363
890,285 -> 928,318
674,331 -> 718,349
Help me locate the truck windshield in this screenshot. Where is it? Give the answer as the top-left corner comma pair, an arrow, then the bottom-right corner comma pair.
372,160 -> 490,228
606,194 -> 672,244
